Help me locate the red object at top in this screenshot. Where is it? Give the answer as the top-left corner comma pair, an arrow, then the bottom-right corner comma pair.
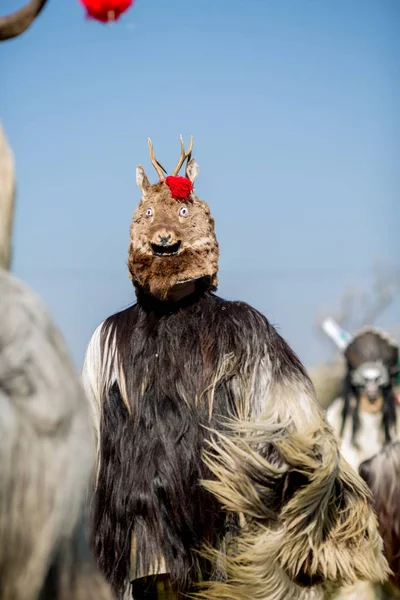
165,176 -> 193,201
79,0 -> 133,23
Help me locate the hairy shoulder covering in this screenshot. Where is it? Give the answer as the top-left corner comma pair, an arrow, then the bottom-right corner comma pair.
359,441 -> 400,591
0,271 -> 113,600
196,300 -> 389,600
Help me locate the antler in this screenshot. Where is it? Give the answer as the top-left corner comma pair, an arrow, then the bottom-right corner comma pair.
172,135 -> 194,176
148,138 -> 167,181
0,0 -> 49,42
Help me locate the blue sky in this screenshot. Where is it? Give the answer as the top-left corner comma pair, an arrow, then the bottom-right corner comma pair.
1,0 -> 399,367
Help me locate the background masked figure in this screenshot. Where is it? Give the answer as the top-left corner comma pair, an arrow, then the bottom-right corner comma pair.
326,329 -> 400,600
326,328 -> 400,471
82,137 -> 389,600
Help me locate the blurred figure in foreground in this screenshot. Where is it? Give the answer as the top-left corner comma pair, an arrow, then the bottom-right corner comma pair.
1,5 -> 114,592
0,270 -> 115,600
359,441 -> 400,600
326,327 -> 400,471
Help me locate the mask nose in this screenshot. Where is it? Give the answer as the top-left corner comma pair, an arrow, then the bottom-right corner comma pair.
365,380 -> 379,400
158,233 -> 172,246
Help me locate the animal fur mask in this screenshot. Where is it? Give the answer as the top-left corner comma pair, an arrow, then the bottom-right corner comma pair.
345,328 -> 399,402
128,136 -> 219,299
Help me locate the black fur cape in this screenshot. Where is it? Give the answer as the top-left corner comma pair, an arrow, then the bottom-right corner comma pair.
83,290 -> 388,599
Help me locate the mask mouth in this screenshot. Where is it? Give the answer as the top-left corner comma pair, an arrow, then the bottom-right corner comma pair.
364,381 -> 380,403
150,241 -> 181,256
176,275 -> 206,285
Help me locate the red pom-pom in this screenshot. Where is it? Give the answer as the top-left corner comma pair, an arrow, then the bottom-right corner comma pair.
79,0 -> 133,23
165,176 -> 193,201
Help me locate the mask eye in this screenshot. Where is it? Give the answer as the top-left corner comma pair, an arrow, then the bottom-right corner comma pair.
179,207 -> 189,217
146,208 -> 153,217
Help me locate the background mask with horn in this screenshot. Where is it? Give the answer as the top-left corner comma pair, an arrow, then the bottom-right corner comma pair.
342,327 -> 399,444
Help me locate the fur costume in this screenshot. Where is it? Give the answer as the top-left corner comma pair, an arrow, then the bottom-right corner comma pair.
326,328 -> 400,471
0,270 -> 113,600
359,441 -> 400,599
329,440 -> 400,600
82,137 -> 389,600
0,9 -> 112,599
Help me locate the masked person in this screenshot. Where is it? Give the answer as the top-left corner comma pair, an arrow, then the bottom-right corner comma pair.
83,137 -> 389,600
326,327 -> 400,472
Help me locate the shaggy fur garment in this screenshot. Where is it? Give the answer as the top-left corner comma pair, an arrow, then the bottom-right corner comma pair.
83,291 -> 389,600
359,441 -> 400,593
0,271 -> 114,600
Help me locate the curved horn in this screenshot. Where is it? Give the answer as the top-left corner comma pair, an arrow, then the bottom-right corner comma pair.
172,135 -> 194,176
148,138 -> 167,181
0,0 -> 49,42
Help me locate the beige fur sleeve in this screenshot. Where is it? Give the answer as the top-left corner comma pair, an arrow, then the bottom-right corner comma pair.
199,362 -> 389,599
